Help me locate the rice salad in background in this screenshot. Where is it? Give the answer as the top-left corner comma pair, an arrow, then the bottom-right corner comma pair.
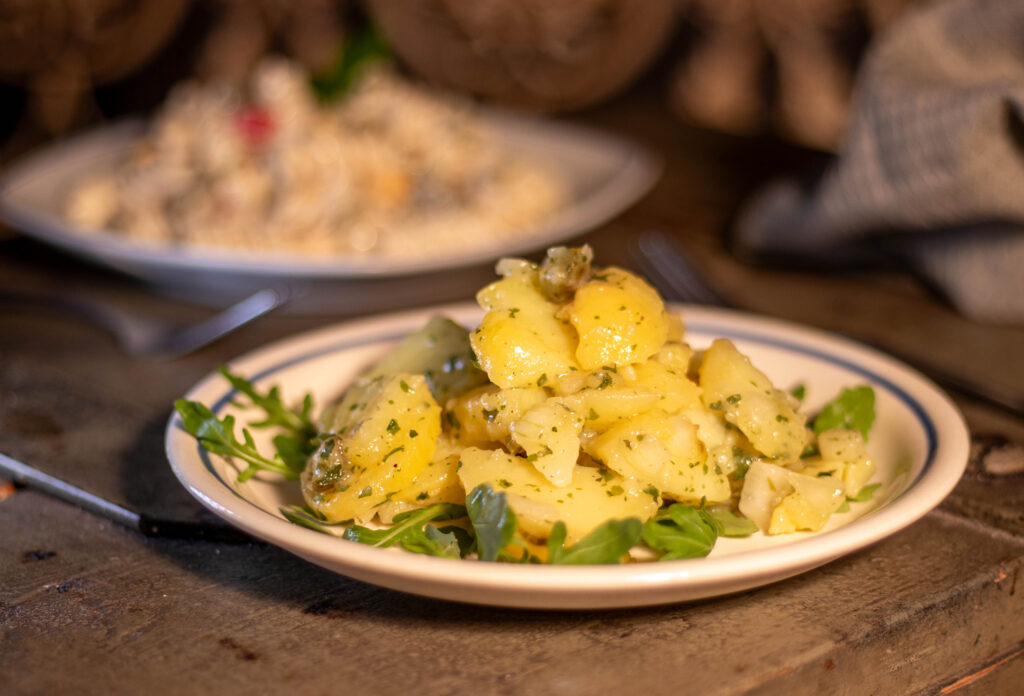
63,58 -> 567,260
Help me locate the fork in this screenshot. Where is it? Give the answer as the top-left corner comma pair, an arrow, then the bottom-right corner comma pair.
629,229 -> 1024,419
0,286 -> 290,359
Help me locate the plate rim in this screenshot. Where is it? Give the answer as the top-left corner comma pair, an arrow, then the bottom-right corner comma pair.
165,302 -> 970,609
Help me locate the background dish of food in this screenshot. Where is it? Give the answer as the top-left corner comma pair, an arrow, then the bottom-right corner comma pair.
0,108 -> 658,312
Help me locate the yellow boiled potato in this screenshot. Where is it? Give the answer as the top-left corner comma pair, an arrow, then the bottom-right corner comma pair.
814,428 -> 876,497
566,267 -> 670,370
624,359 -> 703,415
301,373 -> 442,523
652,341 -> 695,373
374,452 -> 466,524
510,400 -> 585,487
585,409 -> 732,504
738,460 -> 845,534
446,384 -> 547,446
699,339 -> 809,462
471,269 -> 579,388
457,447 -> 659,543
558,386 -> 663,433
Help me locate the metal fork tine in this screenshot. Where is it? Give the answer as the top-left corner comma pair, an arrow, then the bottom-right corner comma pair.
630,231 -> 727,306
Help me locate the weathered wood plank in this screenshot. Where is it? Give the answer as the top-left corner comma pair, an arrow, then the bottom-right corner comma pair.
2,489 -> 1021,696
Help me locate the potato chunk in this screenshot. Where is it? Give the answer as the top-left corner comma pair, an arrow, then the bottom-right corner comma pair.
302,374 -> 442,523
624,359 -> 703,415
457,447 -> 659,544
510,400 -> 585,487
739,461 -> 845,534
446,384 -> 548,447
805,428 -> 876,498
585,410 -> 732,504
566,267 -> 670,370
699,339 -> 809,462
471,268 -> 579,388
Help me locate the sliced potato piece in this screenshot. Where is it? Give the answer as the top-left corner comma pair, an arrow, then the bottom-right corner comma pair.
625,359 -> 703,415
471,269 -> 579,388
302,374 -> 442,523
566,267 -> 670,370
739,460 -> 845,534
816,428 -> 876,497
585,410 -> 732,504
375,453 -> 466,523
510,400 -> 585,487
699,339 -> 809,462
446,384 -> 547,446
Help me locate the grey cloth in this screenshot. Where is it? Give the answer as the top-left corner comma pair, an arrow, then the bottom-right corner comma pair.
734,0 -> 1024,324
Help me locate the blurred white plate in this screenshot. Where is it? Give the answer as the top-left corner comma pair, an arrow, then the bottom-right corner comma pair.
165,303 -> 969,609
0,114 -> 658,309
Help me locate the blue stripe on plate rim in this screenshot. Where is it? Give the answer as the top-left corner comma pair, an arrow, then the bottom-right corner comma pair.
193,319 -> 938,519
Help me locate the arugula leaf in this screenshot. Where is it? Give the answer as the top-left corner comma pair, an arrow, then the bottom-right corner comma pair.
219,366 -> 316,441
705,506 -> 758,538
437,525 -> 476,558
641,504 -> 719,560
273,433 -> 315,472
397,525 -> 464,559
546,519 -> 643,565
343,503 -> 466,551
310,26 -> 390,103
813,386 -> 876,440
217,365 -> 321,477
175,399 -> 301,480
466,484 -> 517,562
280,505 -> 349,533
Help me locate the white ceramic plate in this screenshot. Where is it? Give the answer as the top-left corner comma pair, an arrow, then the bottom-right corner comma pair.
0,113 -> 657,295
165,303 -> 969,609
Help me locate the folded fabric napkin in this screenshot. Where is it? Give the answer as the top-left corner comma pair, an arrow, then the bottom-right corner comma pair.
733,0 -> 1024,324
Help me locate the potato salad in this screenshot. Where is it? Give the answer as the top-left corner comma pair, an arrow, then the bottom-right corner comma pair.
178,246 -> 879,564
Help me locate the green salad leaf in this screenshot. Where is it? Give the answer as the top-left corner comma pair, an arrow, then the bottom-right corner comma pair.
705,506 -> 758,538
466,484 -> 518,562
546,519 -> 643,565
641,504 -> 719,560
343,503 -> 468,557
175,399 -> 302,481
813,386 -> 876,440
310,26 -> 390,103
280,505 -> 350,533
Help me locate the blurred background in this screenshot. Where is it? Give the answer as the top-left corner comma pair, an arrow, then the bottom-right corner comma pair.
0,0 -> 922,171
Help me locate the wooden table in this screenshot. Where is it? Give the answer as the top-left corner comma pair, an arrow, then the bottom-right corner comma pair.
2,81 -> 1023,695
